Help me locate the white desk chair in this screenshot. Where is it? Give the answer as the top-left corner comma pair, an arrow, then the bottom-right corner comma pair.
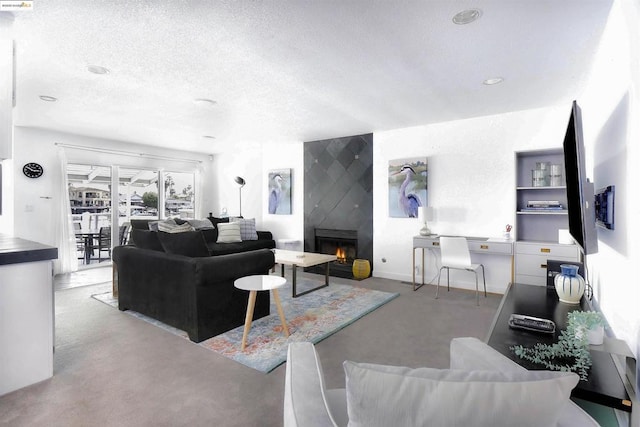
437,236 -> 486,305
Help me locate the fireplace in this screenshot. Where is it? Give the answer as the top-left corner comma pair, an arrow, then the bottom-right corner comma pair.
311,228 -> 361,279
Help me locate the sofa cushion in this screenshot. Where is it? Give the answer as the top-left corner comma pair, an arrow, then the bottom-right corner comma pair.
207,239 -> 274,256
147,219 -> 165,231
232,218 -> 258,241
208,216 -> 230,227
187,218 -> 215,230
130,229 -> 164,252
343,360 -> 579,427
157,231 -> 210,257
200,228 -> 218,244
158,220 -> 194,233
217,222 -> 242,243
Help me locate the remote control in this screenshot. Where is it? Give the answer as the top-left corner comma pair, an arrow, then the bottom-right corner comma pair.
508,314 -> 556,334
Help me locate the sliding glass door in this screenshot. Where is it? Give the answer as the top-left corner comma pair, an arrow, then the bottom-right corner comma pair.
67,163 -> 112,267
163,171 -> 195,219
67,164 -> 197,268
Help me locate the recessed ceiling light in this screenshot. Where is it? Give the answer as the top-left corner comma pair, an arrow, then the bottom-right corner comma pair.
39,95 -> 57,102
452,9 -> 482,25
202,135 -> 216,139
483,77 -> 504,85
193,98 -> 217,106
87,65 -> 110,75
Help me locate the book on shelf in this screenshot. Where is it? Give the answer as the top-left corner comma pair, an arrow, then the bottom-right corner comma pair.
526,200 -> 561,206
521,207 -> 567,211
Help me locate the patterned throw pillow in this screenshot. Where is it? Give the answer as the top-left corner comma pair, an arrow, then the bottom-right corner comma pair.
216,222 -> 242,243
232,218 -> 258,241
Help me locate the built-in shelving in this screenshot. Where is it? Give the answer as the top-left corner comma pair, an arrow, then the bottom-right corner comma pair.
515,149 -> 569,242
514,149 -> 579,286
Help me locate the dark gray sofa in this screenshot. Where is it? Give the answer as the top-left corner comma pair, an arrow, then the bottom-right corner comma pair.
113,246 -> 275,342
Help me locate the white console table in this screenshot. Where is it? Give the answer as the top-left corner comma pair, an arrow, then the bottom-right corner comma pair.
412,235 -> 514,292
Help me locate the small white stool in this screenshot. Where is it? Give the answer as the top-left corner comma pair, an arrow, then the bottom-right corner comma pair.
234,275 -> 289,351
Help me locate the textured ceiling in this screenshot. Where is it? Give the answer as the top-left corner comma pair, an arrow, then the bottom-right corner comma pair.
3,0 -> 613,154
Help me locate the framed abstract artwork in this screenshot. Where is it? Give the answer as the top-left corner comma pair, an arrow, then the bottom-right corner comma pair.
388,157 -> 427,218
268,168 -> 292,215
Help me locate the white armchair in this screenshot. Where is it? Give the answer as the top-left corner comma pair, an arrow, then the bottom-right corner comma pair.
284,338 -> 598,427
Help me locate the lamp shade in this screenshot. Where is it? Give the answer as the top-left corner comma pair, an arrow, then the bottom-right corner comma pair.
418,206 -> 433,222
234,176 -> 246,187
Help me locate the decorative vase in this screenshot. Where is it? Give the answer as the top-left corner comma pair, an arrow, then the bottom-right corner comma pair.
352,259 -> 371,280
554,264 -> 585,304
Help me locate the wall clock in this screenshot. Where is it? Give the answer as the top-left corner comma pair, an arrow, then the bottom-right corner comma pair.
23,162 -> 44,178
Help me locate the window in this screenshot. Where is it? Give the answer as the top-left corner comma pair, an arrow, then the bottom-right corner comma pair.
163,171 -> 195,219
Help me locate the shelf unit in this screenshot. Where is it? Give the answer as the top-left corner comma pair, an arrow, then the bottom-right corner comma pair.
515,149 -> 579,286
515,149 -> 569,242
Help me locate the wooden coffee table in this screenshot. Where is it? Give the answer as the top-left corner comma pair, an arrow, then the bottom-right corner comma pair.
273,249 -> 337,298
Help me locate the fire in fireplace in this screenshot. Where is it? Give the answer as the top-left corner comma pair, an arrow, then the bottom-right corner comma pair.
313,228 -> 359,278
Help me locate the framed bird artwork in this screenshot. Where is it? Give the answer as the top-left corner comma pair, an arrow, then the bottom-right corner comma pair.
268,168 -> 292,214
388,157 -> 428,218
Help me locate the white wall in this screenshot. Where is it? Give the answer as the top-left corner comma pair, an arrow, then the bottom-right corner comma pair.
210,140 -> 303,245
579,0 -> 640,357
5,126 -> 213,244
210,145 -> 263,221
371,106 -> 570,293
260,141 -> 304,247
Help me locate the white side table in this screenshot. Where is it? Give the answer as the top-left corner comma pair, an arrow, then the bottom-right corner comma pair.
234,275 -> 289,351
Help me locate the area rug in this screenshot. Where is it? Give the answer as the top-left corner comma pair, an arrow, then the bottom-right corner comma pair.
92,279 -> 398,373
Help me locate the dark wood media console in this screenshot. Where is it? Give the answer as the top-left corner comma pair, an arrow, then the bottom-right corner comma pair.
486,283 -> 632,414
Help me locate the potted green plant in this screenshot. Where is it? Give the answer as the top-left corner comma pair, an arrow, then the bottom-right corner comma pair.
511,310 -> 605,381
569,310 -> 606,345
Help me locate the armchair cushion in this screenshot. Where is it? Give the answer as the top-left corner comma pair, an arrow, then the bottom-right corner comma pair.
343,360 -> 578,427
284,339 -> 599,427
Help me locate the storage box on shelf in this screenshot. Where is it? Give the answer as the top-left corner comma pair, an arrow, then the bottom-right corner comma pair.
515,149 -> 579,286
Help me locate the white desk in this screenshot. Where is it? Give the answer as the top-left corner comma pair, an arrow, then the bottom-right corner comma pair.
412,235 -> 514,291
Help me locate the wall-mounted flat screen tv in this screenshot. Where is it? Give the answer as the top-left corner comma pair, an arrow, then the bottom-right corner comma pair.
563,101 -> 598,255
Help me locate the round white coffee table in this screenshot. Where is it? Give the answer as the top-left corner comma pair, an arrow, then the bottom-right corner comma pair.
234,275 -> 289,351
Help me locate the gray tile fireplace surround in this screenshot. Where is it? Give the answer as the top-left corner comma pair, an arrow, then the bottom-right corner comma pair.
303,133 -> 373,278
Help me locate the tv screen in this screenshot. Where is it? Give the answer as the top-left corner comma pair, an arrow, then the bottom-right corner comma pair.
563,101 -> 598,255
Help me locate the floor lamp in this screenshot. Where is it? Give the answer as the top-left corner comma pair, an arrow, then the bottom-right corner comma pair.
234,176 -> 245,217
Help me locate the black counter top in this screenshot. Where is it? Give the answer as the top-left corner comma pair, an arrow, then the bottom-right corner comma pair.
487,283 -> 631,412
0,235 -> 58,265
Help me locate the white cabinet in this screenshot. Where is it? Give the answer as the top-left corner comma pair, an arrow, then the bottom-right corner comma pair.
515,241 -> 579,286
0,39 -> 14,160
515,150 -> 580,286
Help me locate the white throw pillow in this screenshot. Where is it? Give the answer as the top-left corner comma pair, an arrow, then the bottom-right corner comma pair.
343,361 -> 579,427
216,222 -> 242,243
231,218 -> 258,241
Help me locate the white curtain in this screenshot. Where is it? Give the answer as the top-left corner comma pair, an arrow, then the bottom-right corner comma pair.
195,166 -> 204,219
52,148 -> 78,275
